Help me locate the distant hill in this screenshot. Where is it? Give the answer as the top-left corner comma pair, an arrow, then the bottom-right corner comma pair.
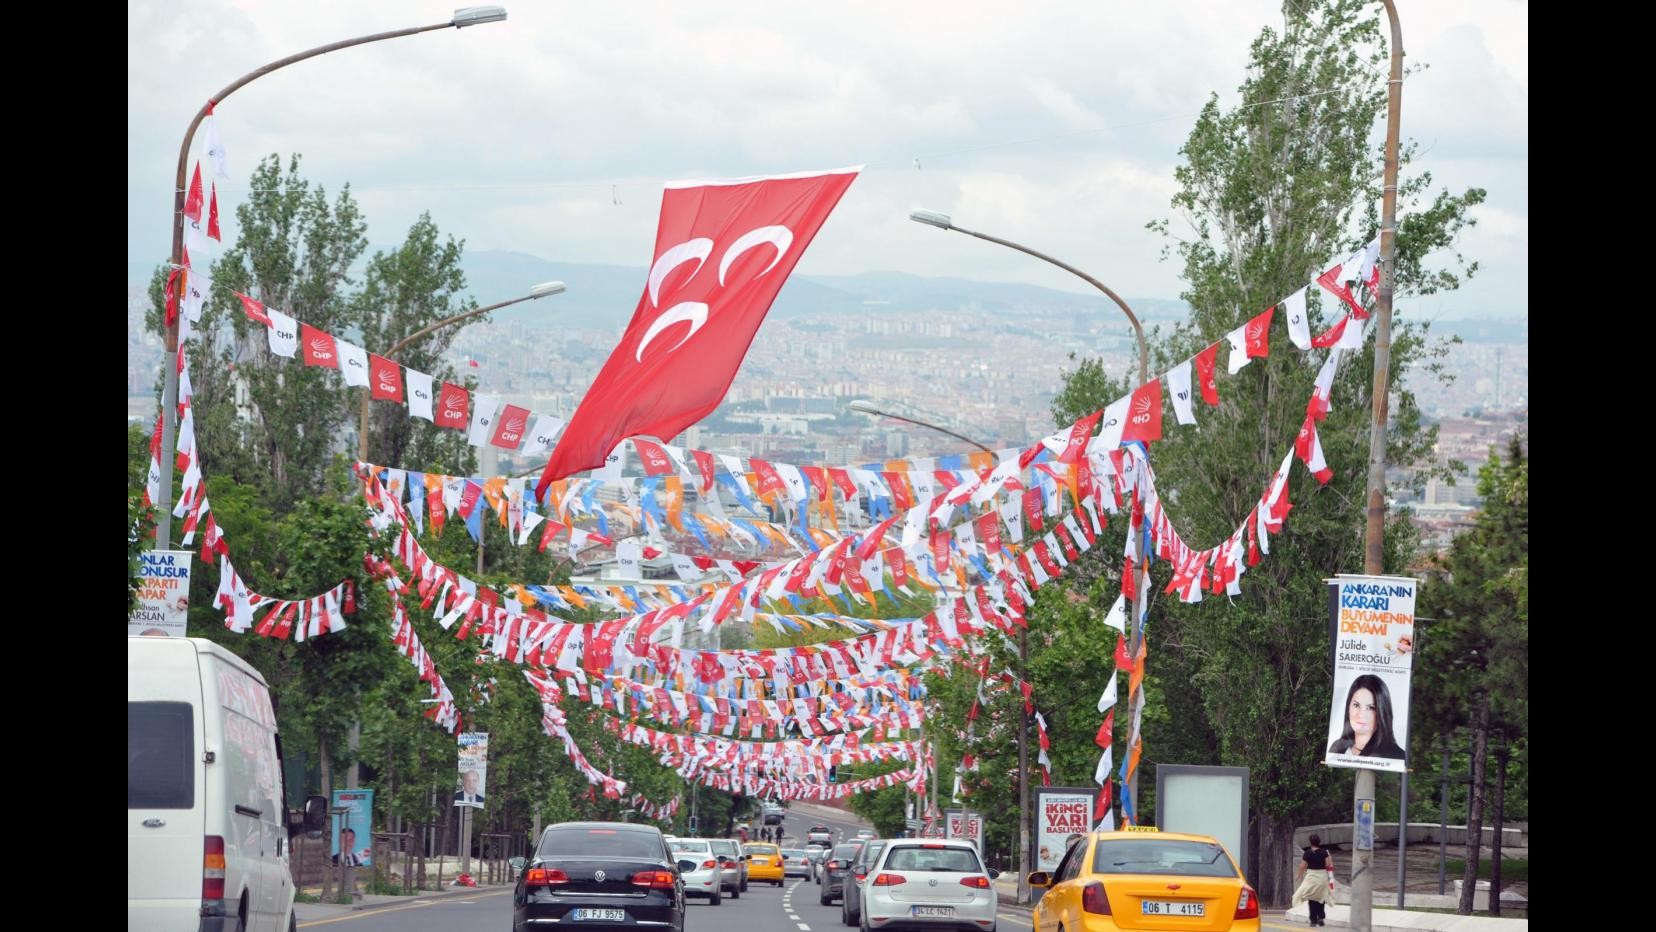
127,249 -> 1526,343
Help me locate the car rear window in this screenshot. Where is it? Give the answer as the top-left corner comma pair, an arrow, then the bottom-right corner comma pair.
129,702 -> 194,809
744,845 -> 779,855
1090,839 -> 1238,877
672,840 -> 711,853
538,827 -> 663,860
832,844 -> 863,860
856,842 -> 887,866
883,845 -> 983,873
709,840 -> 739,855
783,849 -> 807,858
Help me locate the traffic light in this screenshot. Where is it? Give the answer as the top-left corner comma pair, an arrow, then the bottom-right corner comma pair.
828,765 -> 838,783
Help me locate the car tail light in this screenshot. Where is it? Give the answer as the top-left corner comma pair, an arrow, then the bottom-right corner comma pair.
702,860 -> 718,869
853,868 -> 867,880
959,876 -> 990,889
872,873 -> 907,887
633,871 -> 677,889
202,836 -> 226,901
1081,881 -> 1112,915
1235,885 -> 1260,920
524,868 -> 570,887
827,860 -> 840,869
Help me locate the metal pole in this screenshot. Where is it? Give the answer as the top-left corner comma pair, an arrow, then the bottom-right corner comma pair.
1397,771 -> 1408,908
1438,744 -> 1450,895
156,16 -> 475,547
1354,6 -> 1403,930
1016,627 -> 1031,904
937,221 -> 1151,820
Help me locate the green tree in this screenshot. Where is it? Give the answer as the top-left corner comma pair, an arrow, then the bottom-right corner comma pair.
353,213 -> 480,474
1416,436 -> 1527,913
148,154 -> 368,511
129,424 -> 157,609
1046,0 -> 1483,902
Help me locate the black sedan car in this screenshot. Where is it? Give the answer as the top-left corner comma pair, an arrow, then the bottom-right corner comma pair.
816,841 -> 866,905
513,821 -> 685,931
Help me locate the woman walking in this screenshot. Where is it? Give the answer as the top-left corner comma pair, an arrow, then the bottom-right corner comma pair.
1292,833 -> 1334,926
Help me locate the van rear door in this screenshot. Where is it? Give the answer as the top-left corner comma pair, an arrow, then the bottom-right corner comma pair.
129,694 -> 205,930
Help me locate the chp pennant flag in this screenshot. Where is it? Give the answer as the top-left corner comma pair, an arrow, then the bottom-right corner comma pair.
536,167 -> 859,497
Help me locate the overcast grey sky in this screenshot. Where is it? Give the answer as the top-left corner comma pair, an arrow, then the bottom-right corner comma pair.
128,1 -> 1527,320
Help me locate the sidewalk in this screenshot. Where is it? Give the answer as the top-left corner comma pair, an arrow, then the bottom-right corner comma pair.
293,882 -> 511,922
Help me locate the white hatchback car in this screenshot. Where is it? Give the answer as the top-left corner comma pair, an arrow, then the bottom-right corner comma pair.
860,839 -> 999,932
668,838 -> 723,905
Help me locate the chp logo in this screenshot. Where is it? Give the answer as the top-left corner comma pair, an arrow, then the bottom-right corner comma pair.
1130,394 -> 1156,426
439,390 -> 467,426
495,411 -> 527,445
307,337 -> 334,362
373,360 -> 400,394
1246,319 -> 1266,346
636,225 -> 795,362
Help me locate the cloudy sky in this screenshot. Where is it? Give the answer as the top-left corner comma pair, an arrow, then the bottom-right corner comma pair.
128,1 -> 1527,320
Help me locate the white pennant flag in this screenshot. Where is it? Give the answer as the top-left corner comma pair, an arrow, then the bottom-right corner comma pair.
596,444 -> 627,483
1102,594 -> 1127,633
776,463 -> 810,503
671,553 -> 700,581
1094,744 -> 1113,785
468,395 -> 501,446
266,310 -> 299,358
1000,498 -> 1025,544
1095,395 -> 1130,453
520,415 -> 565,456
1283,287 -> 1311,350
337,339 -> 369,387
1097,670 -> 1119,713
405,368 -> 435,421
1336,314 -> 1368,350
518,511 -> 546,546
1167,360 -> 1196,426
1226,325 -> 1251,375
615,541 -> 643,578
204,113 -> 230,179
1358,237 -> 1381,285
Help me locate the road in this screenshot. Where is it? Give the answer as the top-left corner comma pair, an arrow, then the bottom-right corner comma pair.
296,802 -> 1046,931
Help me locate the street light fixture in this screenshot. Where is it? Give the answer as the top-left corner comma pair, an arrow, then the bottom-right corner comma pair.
908,208 -> 953,230
452,6 -> 508,27
154,8 -> 510,547
909,205 -> 1150,904
358,282 -> 566,461
848,400 -> 991,454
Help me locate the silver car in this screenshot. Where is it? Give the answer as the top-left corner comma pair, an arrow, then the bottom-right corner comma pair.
860,839 -> 999,932
707,837 -> 746,897
669,838 -> 723,905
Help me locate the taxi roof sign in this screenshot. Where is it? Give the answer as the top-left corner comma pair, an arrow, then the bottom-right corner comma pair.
1122,825 -> 1160,832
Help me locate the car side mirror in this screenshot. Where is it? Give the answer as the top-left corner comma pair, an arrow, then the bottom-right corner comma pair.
677,859 -> 698,872
741,854 -> 751,861
289,794 -> 328,837
1027,871 -> 1053,888
987,869 -> 1001,880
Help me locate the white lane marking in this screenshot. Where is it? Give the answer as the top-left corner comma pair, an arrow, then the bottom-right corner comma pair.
797,925 -> 811,931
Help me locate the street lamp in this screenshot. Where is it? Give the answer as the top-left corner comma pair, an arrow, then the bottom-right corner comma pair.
848,400 -> 992,454
155,7 -> 510,547
358,282 -> 567,461
909,206 -> 1150,903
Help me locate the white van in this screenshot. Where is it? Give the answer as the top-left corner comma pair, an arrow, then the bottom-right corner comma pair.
128,636 -> 326,932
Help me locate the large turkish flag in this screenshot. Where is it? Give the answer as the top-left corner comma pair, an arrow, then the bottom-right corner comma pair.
535,168 -> 858,496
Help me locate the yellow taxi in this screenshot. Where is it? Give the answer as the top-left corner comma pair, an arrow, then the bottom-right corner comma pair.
742,843 -> 786,886
1029,828 -> 1259,931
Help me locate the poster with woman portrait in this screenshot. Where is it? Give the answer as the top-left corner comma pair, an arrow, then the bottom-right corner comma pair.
1324,575 -> 1416,773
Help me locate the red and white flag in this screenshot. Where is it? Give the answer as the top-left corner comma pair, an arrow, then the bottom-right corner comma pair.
1120,380 -> 1163,445
1317,250 -> 1368,319
633,438 -> 676,476
1308,350 -> 1340,421
300,324 -> 338,368
536,167 -> 859,497
491,404 -> 531,449
1295,415 -> 1334,484
370,354 -> 405,402
1194,343 -> 1220,404
435,382 -> 470,431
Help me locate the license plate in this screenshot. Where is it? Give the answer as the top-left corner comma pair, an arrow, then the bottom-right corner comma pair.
912,906 -> 955,917
571,908 -> 627,921
1141,900 -> 1205,917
